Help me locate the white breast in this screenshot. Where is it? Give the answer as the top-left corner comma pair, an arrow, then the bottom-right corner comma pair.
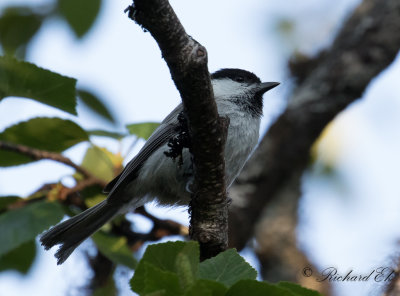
212,78 -> 261,187
216,100 -> 260,188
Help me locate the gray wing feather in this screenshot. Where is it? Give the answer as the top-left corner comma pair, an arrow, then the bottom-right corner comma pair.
104,104 -> 183,197
161,104 -> 183,124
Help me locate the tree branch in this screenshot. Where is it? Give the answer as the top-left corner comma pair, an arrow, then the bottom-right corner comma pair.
228,0 -> 400,250
0,140 -> 107,187
61,177 -> 107,199
112,206 -> 189,252
127,0 -> 229,259
383,263 -> 400,296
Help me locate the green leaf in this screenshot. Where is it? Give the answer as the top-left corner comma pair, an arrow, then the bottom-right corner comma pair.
78,89 -> 115,123
0,117 -> 89,166
185,279 -> 227,296
0,56 -> 77,114
226,280 -> 295,296
130,241 -> 199,294
58,0 -> 102,38
126,122 -> 160,140
87,129 -> 126,140
84,194 -> 106,208
198,249 -> 257,287
277,282 -> 322,296
80,146 -> 121,182
92,277 -> 117,296
144,292 -> 165,296
0,240 -> 36,274
92,231 -> 137,269
0,201 -> 64,256
175,242 -> 199,289
0,149 -> 32,166
0,7 -> 43,57
0,117 -> 88,151
142,262 -> 183,296
0,195 -> 22,211
176,252 -> 195,289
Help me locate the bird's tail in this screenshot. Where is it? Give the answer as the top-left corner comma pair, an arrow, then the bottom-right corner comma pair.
40,200 -> 120,265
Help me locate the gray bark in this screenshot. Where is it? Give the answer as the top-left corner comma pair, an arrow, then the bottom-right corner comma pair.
129,0 -> 229,260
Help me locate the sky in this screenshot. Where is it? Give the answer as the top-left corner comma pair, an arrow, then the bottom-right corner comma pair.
1,0 -> 400,295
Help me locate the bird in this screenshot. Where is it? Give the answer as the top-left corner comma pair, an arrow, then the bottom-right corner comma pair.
40,68 -> 279,264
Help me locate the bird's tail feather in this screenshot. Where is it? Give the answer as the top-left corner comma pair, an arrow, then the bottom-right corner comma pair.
40,200 -> 120,265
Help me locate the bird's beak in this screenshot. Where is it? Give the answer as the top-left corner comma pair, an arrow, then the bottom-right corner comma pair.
257,82 -> 280,94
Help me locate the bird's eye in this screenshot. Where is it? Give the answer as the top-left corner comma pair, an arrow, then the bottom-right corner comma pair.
235,76 -> 245,82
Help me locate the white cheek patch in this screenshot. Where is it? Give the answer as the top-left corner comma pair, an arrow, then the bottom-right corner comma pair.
212,79 -> 251,99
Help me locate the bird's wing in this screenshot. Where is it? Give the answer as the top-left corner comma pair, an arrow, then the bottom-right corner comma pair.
104,104 -> 183,197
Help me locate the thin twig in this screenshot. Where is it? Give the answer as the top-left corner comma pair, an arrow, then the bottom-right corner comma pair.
112,207 -> 188,252
135,206 -> 188,236
61,177 -> 107,199
0,140 -> 105,185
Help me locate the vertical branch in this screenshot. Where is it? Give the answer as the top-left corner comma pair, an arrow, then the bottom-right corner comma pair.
127,0 -> 229,259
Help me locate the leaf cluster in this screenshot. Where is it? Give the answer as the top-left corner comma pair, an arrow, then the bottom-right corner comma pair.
130,241 -> 321,296
0,53 -> 159,276
0,5 -> 160,279
0,0 -> 102,57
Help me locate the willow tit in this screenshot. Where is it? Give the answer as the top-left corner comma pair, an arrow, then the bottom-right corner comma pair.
40,68 -> 279,264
